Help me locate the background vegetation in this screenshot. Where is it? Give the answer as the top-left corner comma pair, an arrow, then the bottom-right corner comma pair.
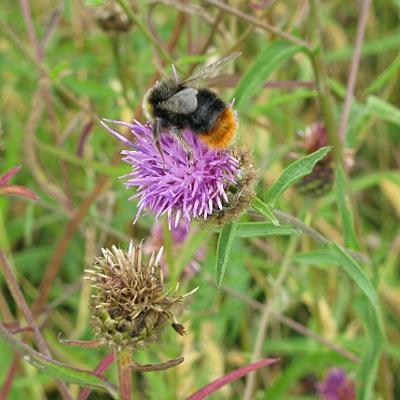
1,0 -> 400,399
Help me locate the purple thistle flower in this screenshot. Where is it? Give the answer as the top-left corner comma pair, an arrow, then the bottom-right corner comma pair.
316,368 -> 356,400
101,119 -> 240,229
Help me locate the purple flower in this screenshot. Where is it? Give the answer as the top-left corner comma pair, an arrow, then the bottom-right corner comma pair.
316,368 -> 356,400
102,119 -> 240,229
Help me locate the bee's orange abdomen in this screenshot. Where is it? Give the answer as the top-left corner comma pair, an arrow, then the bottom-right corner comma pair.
199,107 -> 236,149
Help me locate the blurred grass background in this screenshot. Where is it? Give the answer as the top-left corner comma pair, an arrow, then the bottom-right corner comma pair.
1,0 -> 400,399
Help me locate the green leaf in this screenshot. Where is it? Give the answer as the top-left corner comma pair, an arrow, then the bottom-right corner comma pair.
173,229 -> 210,278
85,0 -> 107,5
266,352 -> 350,399
354,297 -> 385,400
233,41 -> 304,110
328,242 -> 379,312
366,95 -> 400,127
325,31 -> 400,62
50,61 -> 70,81
265,146 -> 332,208
0,324 -> 118,397
251,197 -> 280,226
251,90 -> 317,113
336,165 -> 358,249
33,137 -> 124,177
235,222 -> 298,237
366,51 -> 400,93
292,251 -> 339,266
61,76 -> 118,99
215,222 -> 237,288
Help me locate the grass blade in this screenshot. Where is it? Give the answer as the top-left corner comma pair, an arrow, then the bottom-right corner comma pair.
0,324 -> 117,398
187,358 -> 277,400
329,242 -> 378,312
336,165 -> 358,249
233,41 -> 303,111
354,297 -> 385,400
215,222 -> 237,287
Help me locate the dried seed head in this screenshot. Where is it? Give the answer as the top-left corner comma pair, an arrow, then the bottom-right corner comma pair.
85,242 -> 198,351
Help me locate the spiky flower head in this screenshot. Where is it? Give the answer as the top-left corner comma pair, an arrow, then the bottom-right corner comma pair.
102,119 -> 257,229
85,242 -> 198,351
316,368 -> 356,400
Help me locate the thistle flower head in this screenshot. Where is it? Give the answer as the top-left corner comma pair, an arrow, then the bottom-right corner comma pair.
85,242 -> 198,351
102,119 -> 256,229
316,368 -> 356,400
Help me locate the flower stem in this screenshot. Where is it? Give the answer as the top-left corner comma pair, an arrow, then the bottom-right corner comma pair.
243,235 -> 299,400
114,348 -> 132,400
116,0 -> 175,66
308,0 -> 343,166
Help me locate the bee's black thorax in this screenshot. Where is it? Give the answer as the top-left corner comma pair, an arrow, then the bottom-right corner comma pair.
149,84 -> 227,135
148,79 -> 183,105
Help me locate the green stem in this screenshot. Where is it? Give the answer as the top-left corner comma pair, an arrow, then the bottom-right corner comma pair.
114,348 -> 132,400
243,235 -> 299,400
309,0 -> 343,166
116,0 -> 175,66
110,36 -> 136,110
163,221 -> 175,282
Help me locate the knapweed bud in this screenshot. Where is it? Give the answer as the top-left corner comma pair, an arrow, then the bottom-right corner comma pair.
296,123 -> 335,197
86,1 -> 136,33
85,242 -> 198,351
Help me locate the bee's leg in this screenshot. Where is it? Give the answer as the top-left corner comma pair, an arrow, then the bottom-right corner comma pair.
153,119 -> 166,167
170,126 -> 193,162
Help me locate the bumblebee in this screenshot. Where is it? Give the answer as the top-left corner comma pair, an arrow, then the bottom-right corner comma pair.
143,53 -> 241,162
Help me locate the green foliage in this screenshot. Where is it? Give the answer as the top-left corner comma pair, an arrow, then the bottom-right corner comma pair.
216,222 -> 237,288
265,146 -> 332,208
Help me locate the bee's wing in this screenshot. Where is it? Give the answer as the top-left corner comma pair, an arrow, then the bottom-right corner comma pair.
159,87 -> 198,114
182,52 -> 241,86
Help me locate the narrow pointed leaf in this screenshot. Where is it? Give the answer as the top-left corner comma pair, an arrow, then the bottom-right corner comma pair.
328,242 -> 378,311
354,297 -> 385,400
336,165 -> 358,249
265,146 -> 332,208
215,222 -> 237,288
0,324 -> 117,398
251,197 -> 280,226
234,41 -> 303,110
187,358 -> 278,400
